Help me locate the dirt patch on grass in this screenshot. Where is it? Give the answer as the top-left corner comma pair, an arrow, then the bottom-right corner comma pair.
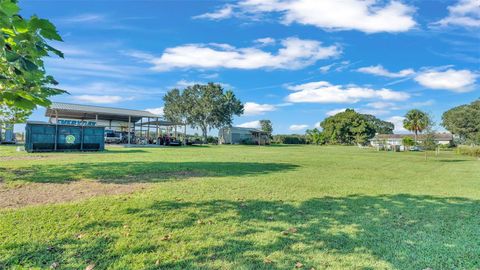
0,155 -> 53,161
0,170 -> 204,209
0,181 -> 150,209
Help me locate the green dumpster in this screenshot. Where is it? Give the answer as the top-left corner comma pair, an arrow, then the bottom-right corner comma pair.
25,122 -> 105,152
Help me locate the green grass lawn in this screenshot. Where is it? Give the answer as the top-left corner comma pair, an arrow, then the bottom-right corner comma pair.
0,145 -> 479,269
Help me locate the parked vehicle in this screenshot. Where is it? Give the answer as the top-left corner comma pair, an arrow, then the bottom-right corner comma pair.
410,146 -> 422,151
104,130 -> 123,144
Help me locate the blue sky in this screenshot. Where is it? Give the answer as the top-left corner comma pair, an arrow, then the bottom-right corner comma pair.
21,0 -> 479,134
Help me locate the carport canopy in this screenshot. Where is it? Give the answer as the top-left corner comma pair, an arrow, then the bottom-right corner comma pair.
45,102 -> 159,122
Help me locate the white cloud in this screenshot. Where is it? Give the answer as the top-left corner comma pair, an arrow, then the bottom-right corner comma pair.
286,81 -> 410,104
61,13 -> 106,23
200,73 -> 220,79
145,107 -> 164,116
319,61 -> 354,73
414,69 -> 477,92
387,116 -> 408,133
244,102 -> 277,115
412,99 -> 435,107
326,108 -> 347,116
60,82 -> 165,97
45,56 -> 146,79
366,101 -> 396,109
197,0 -> 416,33
193,5 -> 235,20
314,122 -> 321,128
435,0 -> 480,28
254,37 -> 276,46
319,64 -> 334,73
173,79 -> 204,88
357,65 -> 415,78
325,107 -> 389,117
357,108 -> 390,116
74,95 -> 131,104
289,124 -> 309,131
132,37 -> 340,71
237,120 -> 261,128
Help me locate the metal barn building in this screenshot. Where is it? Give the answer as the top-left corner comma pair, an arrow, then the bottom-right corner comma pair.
218,127 -> 270,145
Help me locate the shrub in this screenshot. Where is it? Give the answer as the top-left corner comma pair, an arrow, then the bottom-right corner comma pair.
272,135 -> 307,144
207,136 -> 218,144
456,145 -> 480,158
240,138 -> 256,145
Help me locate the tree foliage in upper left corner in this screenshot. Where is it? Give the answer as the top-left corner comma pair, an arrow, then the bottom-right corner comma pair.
0,0 -> 65,114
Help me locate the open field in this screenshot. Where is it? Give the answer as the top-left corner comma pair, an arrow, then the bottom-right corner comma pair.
0,145 -> 479,269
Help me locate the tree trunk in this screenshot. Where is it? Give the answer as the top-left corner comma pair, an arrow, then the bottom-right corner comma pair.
202,127 -> 208,144
414,130 -> 418,145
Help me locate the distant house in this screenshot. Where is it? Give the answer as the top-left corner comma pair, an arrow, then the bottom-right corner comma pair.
370,133 -> 453,147
219,127 -> 270,145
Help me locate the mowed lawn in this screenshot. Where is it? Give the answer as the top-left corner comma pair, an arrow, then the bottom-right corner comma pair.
0,145 -> 479,270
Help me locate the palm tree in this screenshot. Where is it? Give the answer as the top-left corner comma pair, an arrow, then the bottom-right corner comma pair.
403,109 -> 431,144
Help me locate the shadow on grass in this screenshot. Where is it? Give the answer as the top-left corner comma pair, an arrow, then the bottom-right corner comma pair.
436,159 -> 472,163
4,161 -> 298,184
2,194 -> 478,269
137,194 -> 480,269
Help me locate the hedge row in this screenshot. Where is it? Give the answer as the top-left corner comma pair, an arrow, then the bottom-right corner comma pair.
456,145 -> 480,158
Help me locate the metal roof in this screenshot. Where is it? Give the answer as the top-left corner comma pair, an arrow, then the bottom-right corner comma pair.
45,102 -> 160,122
226,126 -> 268,134
137,120 -> 184,126
373,133 -> 453,141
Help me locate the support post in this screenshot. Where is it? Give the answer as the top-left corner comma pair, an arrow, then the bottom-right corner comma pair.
54,109 -> 58,151
156,117 -> 159,144
140,117 -> 143,144
183,123 -> 187,146
128,116 -> 131,145
80,126 -> 84,151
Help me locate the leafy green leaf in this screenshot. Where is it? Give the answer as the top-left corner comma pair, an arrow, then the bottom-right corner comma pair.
45,44 -> 64,58
1,27 -> 15,36
0,1 -> 19,17
5,51 -> 20,62
12,15 -> 28,33
40,28 -> 62,41
20,57 -> 38,71
29,17 -> 62,41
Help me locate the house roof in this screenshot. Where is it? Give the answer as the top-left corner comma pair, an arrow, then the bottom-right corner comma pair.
373,133 -> 453,141
45,102 -> 160,122
223,126 -> 268,134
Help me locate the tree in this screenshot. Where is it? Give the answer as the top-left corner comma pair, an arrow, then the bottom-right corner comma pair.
163,89 -> 186,124
259,120 -> 273,138
0,0 -> 65,110
421,128 -> 438,151
363,114 -> 394,134
402,136 -> 415,150
320,109 -> 377,145
442,99 -> 480,145
403,109 -> 431,144
163,83 -> 243,143
306,128 -> 325,145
